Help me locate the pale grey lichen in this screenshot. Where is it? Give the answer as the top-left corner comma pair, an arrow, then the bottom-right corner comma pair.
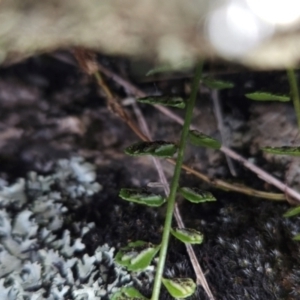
53,157 -> 102,199
0,179 -> 27,208
0,157 -> 150,300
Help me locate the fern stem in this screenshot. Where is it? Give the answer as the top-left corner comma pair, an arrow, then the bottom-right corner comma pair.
287,69 -> 300,129
151,61 -> 204,300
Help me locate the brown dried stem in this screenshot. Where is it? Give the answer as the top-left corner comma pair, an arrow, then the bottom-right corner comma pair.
132,101 -> 214,298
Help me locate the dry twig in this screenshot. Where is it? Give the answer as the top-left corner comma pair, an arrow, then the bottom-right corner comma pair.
211,89 -> 237,176
132,102 -> 214,299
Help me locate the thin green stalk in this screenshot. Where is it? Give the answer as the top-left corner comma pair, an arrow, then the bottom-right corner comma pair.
151,61 -> 204,300
287,69 -> 300,129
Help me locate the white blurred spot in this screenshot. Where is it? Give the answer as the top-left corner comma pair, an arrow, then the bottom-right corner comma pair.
246,0 -> 300,26
206,1 -> 274,58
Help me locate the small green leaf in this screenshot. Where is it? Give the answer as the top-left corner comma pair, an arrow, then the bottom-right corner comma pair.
293,234 -> 300,241
146,65 -> 172,76
171,227 -> 204,244
119,188 -> 166,207
283,206 -> 300,218
110,287 -> 149,300
115,241 -> 161,271
202,77 -> 234,90
146,60 -> 192,76
188,130 -> 221,149
179,187 -> 216,203
262,146 -> 300,156
162,277 -> 196,299
245,92 -> 290,102
125,141 -> 178,158
137,96 -> 185,109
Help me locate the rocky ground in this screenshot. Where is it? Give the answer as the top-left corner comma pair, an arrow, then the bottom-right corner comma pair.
0,53 -> 299,299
